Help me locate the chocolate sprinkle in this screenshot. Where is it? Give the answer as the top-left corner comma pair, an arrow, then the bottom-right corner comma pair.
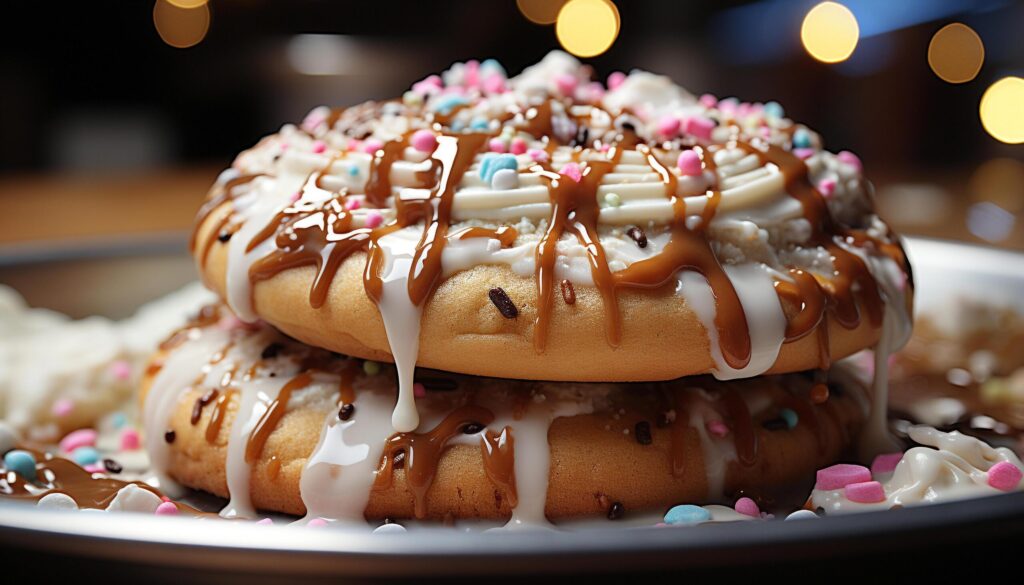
338,403 -> 355,421
164,430 -> 176,444
217,231 -> 232,243
393,450 -> 406,469
102,459 -> 123,474
634,421 -> 653,445
762,418 -> 788,431
626,226 -> 648,248
560,279 -> 576,305
461,422 -> 485,435
261,343 -> 284,360
190,399 -> 204,425
607,501 -> 625,520
488,287 -> 518,319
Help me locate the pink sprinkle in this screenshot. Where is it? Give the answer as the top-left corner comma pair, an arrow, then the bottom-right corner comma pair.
657,116 -> 681,137
684,117 -> 715,141
52,398 -> 74,418
344,198 -> 361,211
155,502 -> 179,516
60,429 -> 97,454
706,419 -> 730,438
110,360 -> 132,382
290,191 -> 302,203
464,60 -> 480,87
509,137 -> 527,155
120,428 -> 141,451
585,82 -> 605,103
410,129 -> 438,153
414,383 -> 427,399
412,75 -> 443,95
816,463 -> 872,491
817,178 -> 837,197
737,102 -> 752,118
527,149 -> 549,163
554,73 -> 578,96
347,140 -> 362,152
301,110 -> 326,133
256,518 -> 274,525
677,150 -> 703,176
488,138 -> 507,153
84,463 -> 105,473
845,480 -> 886,503
600,143 -> 611,153
794,148 -> 815,160
837,150 -> 863,172
988,461 -> 1023,491
311,140 -> 327,154
161,496 -> 172,502
699,93 -> 718,108
364,211 -> 383,230
363,139 -> 384,155
482,74 -> 506,94
607,71 -> 627,90
308,518 -> 328,528
870,452 -> 903,476
559,162 -> 583,183
735,497 -> 760,517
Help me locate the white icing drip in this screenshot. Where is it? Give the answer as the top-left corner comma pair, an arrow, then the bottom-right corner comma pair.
686,391 -> 737,500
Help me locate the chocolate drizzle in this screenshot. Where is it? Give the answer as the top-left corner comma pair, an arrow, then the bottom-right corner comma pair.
245,372 -> 314,463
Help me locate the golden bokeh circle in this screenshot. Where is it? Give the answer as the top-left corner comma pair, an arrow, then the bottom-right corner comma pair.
517,0 -> 567,25
801,2 -> 859,64
555,0 -> 620,58
165,0 -> 208,8
969,158 -> 1024,213
928,23 -> 984,84
979,77 -> 1024,144
153,0 -> 210,49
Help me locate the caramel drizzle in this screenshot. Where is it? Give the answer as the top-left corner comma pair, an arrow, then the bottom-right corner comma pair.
190,174 -> 261,253
244,372 -> 314,463
373,405 -> 495,518
722,385 -> 758,466
205,389 -> 236,443
480,427 -> 518,508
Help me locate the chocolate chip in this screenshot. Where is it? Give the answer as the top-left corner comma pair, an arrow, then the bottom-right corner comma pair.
102,459 -> 123,474
762,418 -> 788,431
560,279 -> 576,305
217,231 -> 232,243
164,430 -> 176,444
261,343 -> 284,360
190,399 -> 204,425
634,421 -> 653,445
462,422 -> 485,435
607,501 -> 625,520
488,287 -> 519,319
338,403 -> 355,421
200,389 -> 218,405
393,450 -> 406,469
626,226 -> 648,249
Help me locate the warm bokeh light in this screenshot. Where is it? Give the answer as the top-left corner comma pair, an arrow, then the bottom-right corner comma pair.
979,77 -> 1024,144
165,0 -> 207,8
555,0 -> 620,58
970,158 -> 1024,213
153,0 -> 210,49
801,2 -> 859,64
928,23 -> 984,84
517,0 -> 567,25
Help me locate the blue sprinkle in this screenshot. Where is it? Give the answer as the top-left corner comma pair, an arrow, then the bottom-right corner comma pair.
432,94 -> 470,116
4,450 -> 37,481
111,413 -> 128,429
480,58 -> 506,77
348,165 -> 359,177
779,408 -> 799,429
664,504 -> 712,526
764,101 -> 784,119
72,447 -> 100,466
450,120 -> 465,132
792,129 -> 812,149
470,117 -> 490,131
479,153 -> 518,183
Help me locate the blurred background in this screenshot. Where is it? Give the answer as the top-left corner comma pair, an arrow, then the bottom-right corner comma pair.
0,0 -> 1021,265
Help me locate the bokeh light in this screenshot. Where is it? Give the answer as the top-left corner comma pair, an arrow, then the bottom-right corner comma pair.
970,159 -> 1024,214
801,2 -> 859,64
928,23 -> 984,84
153,0 -> 210,49
555,0 -> 620,58
517,0 -> 567,25
979,77 -> 1024,144
165,0 -> 207,8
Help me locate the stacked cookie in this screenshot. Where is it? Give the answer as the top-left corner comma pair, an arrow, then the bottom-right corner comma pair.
143,52 -> 913,525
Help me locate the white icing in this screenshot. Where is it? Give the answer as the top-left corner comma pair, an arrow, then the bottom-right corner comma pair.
106,484 -> 162,514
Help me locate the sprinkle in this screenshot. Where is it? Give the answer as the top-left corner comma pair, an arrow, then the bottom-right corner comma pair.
300,106 -> 329,133
626,226 -> 648,248
164,429 -> 176,444
290,191 -> 302,203
793,148 -> 815,160
338,403 -> 355,421
52,399 -> 74,418
792,129 -> 812,149
585,81 -> 605,103
479,153 -> 518,183
364,211 -> 383,229
344,198 -> 361,211
779,408 -> 799,429
676,149 -> 703,176
603,192 -> 622,207
560,279 -> 576,305
103,459 -> 123,474
815,463 -> 871,491
559,162 -> 583,183
71,447 -> 100,466
870,452 -> 903,476
634,421 -> 653,445
763,101 -> 784,119
307,518 -> 329,528
461,422 -> 485,435
527,149 -> 549,163
554,73 -> 578,96
607,71 -> 627,90
3,450 -> 37,481
59,429 -> 97,454
817,178 -> 837,197
111,413 -> 128,429
607,501 -> 625,520
490,168 -> 519,190
120,429 -> 141,451
83,463 -> 104,473
362,139 -> 384,155
785,510 -> 819,521
845,480 -> 886,503
657,116 -> 681,137
735,497 -> 760,517
362,360 -> 381,376
410,129 -> 437,153
256,518 -> 274,525
480,58 -> 506,77
402,91 -> 423,107
488,138 -> 507,153
311,140 -> 327,154
413,383 -> 427,399
155,502 -> 179,516
488,287 -> 519,319
706,419 -> 730,437
810,383 -> 830,404
987,461 -> 1023,491
110,360 -> 132,382
684,117 -> 715,141
348,165 -> 359,177
482,74 -> 506,94
698,93 -> 718,108
509,137 -> 527,155
470,118 -> 490,131
217,232 -> 232,243
664,504 -> 711,525
431,94 -> 469,115
837,150 -> 863,172
37,493 -> 78,511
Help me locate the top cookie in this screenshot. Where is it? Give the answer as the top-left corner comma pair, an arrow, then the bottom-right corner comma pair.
191,51 -> 913,431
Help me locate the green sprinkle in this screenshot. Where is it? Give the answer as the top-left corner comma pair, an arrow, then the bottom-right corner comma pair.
362,360 -> 381,376
779,408 -> 799,429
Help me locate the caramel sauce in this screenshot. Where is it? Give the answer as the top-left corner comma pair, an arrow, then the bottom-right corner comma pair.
480,427 -> 518,508
205,389 -> 236,443
245,372 -> 313,464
